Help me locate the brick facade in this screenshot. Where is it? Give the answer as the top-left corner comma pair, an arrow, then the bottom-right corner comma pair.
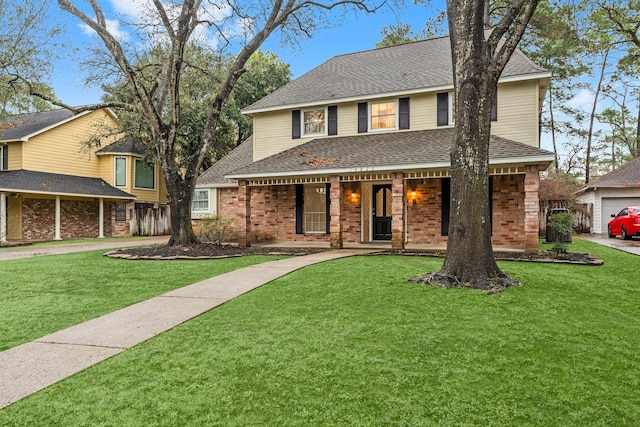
210,173 -> 536,251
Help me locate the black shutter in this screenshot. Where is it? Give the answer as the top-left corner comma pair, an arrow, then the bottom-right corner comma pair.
441,178 -> 450,236
437,93 -> 449,126
325,182 -> 331,234
399,97 -> 410,130
295,184 -> 304,234
292,110 -> 301,139
491,92 -> 498,121
328,105 -> 338,136
357,102 -> 368,133
1,145 -> 7,170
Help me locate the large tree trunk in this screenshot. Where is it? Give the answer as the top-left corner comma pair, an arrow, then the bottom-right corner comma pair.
164,170 -> 199,246
441,77 -> 502,284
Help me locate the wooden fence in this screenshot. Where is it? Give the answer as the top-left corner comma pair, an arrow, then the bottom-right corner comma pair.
131,203 -> 171,236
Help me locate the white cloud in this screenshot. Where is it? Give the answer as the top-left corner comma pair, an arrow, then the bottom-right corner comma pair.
568,89 -> 596,112
79,19 -> 130,42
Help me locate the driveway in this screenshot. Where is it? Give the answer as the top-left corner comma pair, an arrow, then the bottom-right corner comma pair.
0,236 -> 169,261
578,233 -> 640,256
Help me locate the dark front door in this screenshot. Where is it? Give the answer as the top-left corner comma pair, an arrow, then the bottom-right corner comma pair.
372,184 -> 392,240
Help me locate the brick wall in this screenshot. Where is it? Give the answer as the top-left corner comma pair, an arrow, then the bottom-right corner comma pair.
406,179 -> 447,245
22,198 -> 56,240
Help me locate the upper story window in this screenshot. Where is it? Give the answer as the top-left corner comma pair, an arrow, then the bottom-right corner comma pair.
134,159 -> 155,190
292,106 -> 337,139
437,91 -> 497,126
0,145 -> 6,171
192,189 -> 210,213
358,98 -> 409,134
114,157 -> 127,187
370,101 -> 397,130
303,109 -> 327,136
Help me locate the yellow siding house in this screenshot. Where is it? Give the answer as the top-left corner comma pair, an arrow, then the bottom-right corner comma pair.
0,108 -> 169,242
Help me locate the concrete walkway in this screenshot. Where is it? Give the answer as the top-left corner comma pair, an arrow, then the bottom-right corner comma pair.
0,249 -> 368,409
578,233 -> 640,256
0,236 -> 169,261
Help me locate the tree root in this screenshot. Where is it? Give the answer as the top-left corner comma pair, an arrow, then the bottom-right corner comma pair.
408,271 -> 522,295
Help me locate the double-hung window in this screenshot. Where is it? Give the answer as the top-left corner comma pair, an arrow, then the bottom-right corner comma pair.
370,100 -> 397,130
134,159 -> 155,190
357,98 -> 409,133
114,157 -> 127,187
0,145 -> 7,171
302,108 -> 327,136
192,189 -> 210,213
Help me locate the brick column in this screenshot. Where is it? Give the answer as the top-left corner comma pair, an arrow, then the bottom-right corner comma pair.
524,167 -> 540,253
330,176 -> 343,249
237,180 -> 252,248
391,172 -> 405,249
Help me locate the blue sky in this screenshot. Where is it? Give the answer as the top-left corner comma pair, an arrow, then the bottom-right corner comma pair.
50,1 -> 446,106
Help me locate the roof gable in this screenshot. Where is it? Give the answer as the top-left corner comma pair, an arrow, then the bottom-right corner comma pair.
243,37 -> 549,113
0,108 -> 117,142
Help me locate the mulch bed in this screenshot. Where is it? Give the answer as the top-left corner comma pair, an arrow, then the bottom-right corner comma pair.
105,243 -> 603,265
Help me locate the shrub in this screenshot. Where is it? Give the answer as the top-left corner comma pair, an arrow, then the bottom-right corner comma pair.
548,211 -> 574,254
199,214 -> 234,243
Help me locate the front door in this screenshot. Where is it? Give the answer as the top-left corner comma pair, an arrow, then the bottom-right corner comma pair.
372,184 -> 392,240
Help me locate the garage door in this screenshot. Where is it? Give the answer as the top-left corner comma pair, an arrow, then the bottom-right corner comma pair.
601,197 -> 640,232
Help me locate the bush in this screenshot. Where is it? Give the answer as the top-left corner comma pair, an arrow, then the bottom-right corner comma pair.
548,211 -> 574,254
199,214 -> 234,243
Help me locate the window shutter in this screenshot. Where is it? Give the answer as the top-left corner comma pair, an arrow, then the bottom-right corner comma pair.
1,146 -> 7,170
491,92 -> 498,121
399,97 -> 410,130
328,105 -> 338,136
325,182 -> 331,234
441,178 -> 450,236
357,102 -> 368,133
295,184 -> 304,234
437,93 -> 449,126
292,110 -> 301,139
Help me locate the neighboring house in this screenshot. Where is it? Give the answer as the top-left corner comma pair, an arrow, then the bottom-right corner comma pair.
195,37 -> 554,252
0,108 -> 169,242
576,156 -> 640,234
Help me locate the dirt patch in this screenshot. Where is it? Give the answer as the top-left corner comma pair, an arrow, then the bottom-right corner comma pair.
106,243 -> 603,265
105,243 -> 327,260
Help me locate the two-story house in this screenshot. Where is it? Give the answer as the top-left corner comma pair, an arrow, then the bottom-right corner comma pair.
0,108 -> 169,242
195,36 -> 554,252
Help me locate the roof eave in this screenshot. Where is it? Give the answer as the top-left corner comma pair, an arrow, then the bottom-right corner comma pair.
226,155 -> 555,180
0,187 -> 136,199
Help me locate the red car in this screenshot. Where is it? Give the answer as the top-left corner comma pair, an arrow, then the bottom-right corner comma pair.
608,206 -> 640,240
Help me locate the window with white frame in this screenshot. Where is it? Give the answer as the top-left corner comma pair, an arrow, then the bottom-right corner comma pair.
114,157 -> 127,187
0,145 -> 5,171
370,100 -> 397,130
303,184 -> 327,233
302,108 -> 327,136
134,159 -> 155,189
192,189 -> 210,213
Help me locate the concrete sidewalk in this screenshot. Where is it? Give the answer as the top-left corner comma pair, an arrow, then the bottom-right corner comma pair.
0,236 -> 169,261
0,249 -> 368,409
578,233 -> 640,256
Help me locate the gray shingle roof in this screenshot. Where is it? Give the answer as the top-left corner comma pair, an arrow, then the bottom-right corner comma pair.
582,156 -> 640,189
243,37 -> 549,113
0,109 -> 75,141
227,128 -> 554,179
197,136 -> 253,186
0,169 -> 135,199
96,137 -> 148,156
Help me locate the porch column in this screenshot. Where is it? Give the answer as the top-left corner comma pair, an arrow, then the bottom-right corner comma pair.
98,198 -> 105,238
330,176 -> 343,249
237,180 -> 252,248
391,172 -> 406,249
54,195 -> 61,240
524,166 -> 540,253
0,192 -> 6,243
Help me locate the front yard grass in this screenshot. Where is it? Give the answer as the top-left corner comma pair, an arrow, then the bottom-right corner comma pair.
1,239 -> 639,425
0,251 -> 288,351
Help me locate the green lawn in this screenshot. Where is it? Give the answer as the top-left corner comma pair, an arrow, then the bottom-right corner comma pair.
1,239 -> 639,426
0,251 -> 287,351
